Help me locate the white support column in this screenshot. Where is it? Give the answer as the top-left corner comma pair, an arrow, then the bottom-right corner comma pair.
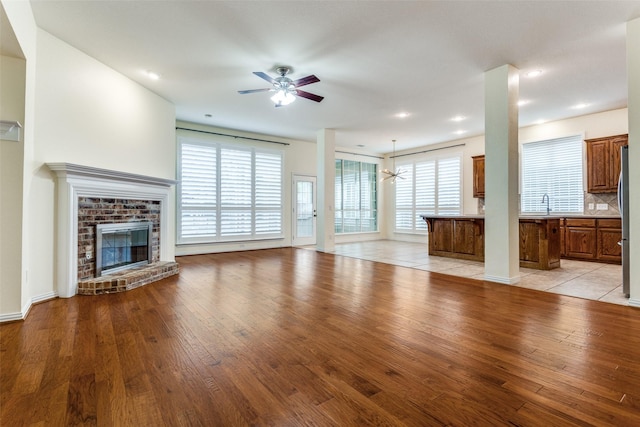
627,18 -> 640,306
316,129 -> 336,252
484,64 -> 520,284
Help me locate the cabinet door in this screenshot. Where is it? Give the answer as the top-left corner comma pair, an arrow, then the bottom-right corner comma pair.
452,220 -> 476,255
559,221 -> 566,257
609,136 -> 628,189
519,221 -> 540,262
597,228 -> 622,263
565,227 -> 597,260
586,140 -> 610,193
431,219 -> 452,252
472,156 -> 485,198
596,219 -> 622,263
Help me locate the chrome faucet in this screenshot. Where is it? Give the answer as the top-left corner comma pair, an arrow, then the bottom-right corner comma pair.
541,193 -> 551,215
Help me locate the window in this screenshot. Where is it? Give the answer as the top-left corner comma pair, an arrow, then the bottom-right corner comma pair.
395,153 -> 462,232
335,159 -> 378,233
177,137 -> 283,244
521,135 -> 583,214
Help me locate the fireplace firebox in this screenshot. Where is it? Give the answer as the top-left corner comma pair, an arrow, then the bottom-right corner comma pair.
96,222 -> 153,276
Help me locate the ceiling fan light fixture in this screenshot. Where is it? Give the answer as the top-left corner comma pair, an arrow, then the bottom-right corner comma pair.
271,90 -> 296,106
238,67 -> 323,105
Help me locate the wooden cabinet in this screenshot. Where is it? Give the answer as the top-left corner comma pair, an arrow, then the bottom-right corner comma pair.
519,218 -> 561,270
596,219 -> 622,263
422,216 -> 560,269
427,217 -> 484,262
585,134 -> 628,193
561,217 -> 621,264
559,218 -> 566,257
472,155 -> 485,198
564,218 -> 597,260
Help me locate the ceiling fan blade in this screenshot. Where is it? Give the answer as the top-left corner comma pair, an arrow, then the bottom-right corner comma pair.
292,74 -> 320,87
237,88 -> 273,94
296,89 -> 324,103
253,71 -> 275,84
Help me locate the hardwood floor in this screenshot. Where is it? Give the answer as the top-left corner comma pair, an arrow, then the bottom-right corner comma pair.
2,248 -> 640,426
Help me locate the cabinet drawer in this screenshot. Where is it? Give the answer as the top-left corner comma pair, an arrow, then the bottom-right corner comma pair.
597,218 -> 622,228
565,218 -> 596,228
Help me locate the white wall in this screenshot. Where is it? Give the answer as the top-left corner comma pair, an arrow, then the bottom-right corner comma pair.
26,30 -> 176,303
0,55 -> 26,315
520,108 -> 628,143
1,0 -> 177,320
1,0 -> 38,320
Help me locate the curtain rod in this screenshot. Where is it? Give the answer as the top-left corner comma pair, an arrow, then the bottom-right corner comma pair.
390,143 -> 466,159
176,127 -> 290,146
335,150 -> 384,160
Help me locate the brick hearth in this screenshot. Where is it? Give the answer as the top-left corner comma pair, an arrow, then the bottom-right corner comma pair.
77,261 -> 179,295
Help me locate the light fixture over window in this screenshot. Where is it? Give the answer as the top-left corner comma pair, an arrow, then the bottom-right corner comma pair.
380,139 -> 405,184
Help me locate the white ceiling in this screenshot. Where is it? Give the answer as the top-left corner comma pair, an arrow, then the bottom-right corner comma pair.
18,1 -> 640,153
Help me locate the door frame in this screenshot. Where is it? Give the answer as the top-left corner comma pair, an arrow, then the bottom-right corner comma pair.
292,174 -> 317,246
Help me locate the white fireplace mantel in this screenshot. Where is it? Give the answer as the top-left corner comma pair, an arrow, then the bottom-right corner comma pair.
47,163 -> 177,298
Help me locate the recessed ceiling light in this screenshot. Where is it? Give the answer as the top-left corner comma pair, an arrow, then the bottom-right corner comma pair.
454,130 -> 467,135
395,112 -> 410,118
534,119 -> 546,125
518,100 -> 530,106
204,114 -> 212,118
572,103 -> 591,109
144,70 -> 161,80
451,115 -> 466,122
525,69 -> 543,78
357,144 -> 365,147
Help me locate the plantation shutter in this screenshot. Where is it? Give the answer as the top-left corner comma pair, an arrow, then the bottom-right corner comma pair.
521,135 -> 583,214
177,137 -> 283,243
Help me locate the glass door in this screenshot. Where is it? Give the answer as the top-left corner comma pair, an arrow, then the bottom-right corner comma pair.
292,175 -> 316,246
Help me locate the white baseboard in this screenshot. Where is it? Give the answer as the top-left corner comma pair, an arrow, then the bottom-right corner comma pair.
0,291 -> 58,323
0,311 -> 24,323
483,274 -> 521,285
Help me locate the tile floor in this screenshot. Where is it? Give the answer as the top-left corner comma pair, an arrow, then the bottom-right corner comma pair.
325,240 -> 628,306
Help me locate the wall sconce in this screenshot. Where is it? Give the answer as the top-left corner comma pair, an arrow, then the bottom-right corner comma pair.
0,120 -> 22,142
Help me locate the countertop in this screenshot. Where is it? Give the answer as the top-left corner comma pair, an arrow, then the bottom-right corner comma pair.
419,214 -> 621,219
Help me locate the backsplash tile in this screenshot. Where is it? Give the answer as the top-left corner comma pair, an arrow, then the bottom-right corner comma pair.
476,193 -> 620,217
584,192 -> 620,216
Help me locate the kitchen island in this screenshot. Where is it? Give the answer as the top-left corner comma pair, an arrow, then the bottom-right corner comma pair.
420,215 -> 561,270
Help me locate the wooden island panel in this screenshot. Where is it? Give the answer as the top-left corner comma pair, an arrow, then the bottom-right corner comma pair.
519,218 -> 561,270
421,216 -> 560,270
428,217 -> 484,262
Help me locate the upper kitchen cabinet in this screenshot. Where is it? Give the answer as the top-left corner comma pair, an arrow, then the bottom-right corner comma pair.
585,134 -> 628,193
472,155 -> 485,198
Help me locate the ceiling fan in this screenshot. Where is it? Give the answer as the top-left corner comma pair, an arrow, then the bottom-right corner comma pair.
381,140 -> 406,184
238,67 -> 324,107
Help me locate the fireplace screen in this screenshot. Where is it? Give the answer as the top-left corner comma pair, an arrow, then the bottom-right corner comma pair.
96,222 -> 153,276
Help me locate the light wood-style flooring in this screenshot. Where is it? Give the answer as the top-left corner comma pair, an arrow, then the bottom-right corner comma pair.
2,248 -> 640,425
330,240 -> 627,305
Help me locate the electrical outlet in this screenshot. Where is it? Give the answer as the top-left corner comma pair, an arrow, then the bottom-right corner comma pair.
588,203 -> 595,210
596,203 -> 609,210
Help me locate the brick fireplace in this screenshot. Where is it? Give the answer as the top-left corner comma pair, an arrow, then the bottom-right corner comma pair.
47,163 -> 179,297
77,198 -> 160,280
